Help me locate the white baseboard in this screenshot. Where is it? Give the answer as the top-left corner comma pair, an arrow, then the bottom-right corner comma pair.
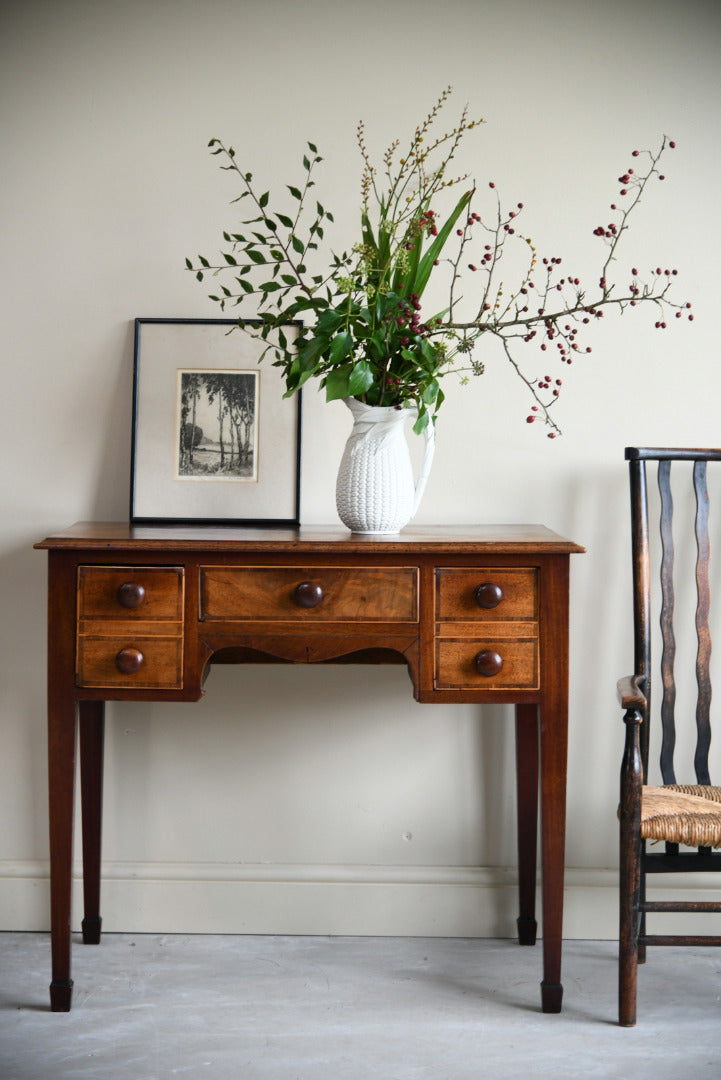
2,860 -> 720,938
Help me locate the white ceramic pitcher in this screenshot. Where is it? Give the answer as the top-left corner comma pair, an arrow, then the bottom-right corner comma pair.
335,397 -> 435,534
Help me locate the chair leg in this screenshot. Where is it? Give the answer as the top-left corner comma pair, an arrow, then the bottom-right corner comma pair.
619,705 -> 643,1026
619,823 -> 641,1026
637,847 -> 646,965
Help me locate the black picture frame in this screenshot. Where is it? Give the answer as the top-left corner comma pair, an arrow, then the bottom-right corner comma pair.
130,318 -> 302,526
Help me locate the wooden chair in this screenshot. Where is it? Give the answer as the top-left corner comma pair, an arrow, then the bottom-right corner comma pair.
618,447 -> 721,1026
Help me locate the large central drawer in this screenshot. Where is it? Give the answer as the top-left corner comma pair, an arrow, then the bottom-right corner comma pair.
200,566 -> 418,622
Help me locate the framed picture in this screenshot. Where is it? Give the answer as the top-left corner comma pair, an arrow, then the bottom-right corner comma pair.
130,318 -> 302,525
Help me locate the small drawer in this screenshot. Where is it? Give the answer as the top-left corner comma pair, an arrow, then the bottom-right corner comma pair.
436,568 -> 537,622
78,566 -> 184,621
435,638 -> 538,690
76,636 -> 183,689
200,566 -> 418,622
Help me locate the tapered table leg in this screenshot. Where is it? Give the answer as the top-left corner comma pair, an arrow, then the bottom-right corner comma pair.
539,691 -> 567,1013
515,704 -> 539,946
539,765 -> 566,1012
48,694 -> 77,1012
79,701 -> 105,945
539,682 -> 569,1010
537,557 -> 570,1014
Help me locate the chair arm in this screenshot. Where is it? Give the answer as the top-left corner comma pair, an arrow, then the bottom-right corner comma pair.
618,676 -> 644,803
617,674 -> 647,711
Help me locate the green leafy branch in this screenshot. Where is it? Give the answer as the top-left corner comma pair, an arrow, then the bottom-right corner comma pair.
187,89 -> 691,436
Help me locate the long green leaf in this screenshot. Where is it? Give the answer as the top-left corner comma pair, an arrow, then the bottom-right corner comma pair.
414,189 -> 472,296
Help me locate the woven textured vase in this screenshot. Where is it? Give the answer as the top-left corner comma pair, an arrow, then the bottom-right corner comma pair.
335,398 -> 435,534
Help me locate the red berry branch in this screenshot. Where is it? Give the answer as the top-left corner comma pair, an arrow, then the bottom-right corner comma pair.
436,135 -> 690,434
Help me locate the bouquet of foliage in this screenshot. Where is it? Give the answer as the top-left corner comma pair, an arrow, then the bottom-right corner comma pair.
187,87 -> 690,436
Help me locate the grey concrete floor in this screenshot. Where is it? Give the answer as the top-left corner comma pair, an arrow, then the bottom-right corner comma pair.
1,933 -> 719,1079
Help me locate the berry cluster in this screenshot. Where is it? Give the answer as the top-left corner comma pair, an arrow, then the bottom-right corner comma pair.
418,209 -> 438,237
395,293 -> 430,344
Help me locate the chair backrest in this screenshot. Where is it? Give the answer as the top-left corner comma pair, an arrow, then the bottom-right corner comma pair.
626,447 -> 721,785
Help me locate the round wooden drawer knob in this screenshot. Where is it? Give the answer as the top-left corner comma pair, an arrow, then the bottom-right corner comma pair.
293,582 -> 324,608
474,649 -> 503,677
115,647 -> 145,674
474,582 -> 503,609
117,582 -> 146,609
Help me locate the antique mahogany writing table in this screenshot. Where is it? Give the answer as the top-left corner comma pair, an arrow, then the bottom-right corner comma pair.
36,522 -> 583,1013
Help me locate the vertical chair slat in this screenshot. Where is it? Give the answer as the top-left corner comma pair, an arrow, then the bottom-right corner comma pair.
693,460 -> 712,785
658,460 -> 677,784
630,458 -> 652,773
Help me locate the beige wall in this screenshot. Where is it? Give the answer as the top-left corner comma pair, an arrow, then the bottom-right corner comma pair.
2,0 -> 720,938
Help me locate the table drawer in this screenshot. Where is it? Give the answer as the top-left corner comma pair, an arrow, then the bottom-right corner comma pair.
78,566 -> 184,621
435,637 -> 539,690
200,566 -> 418,622
436,568 -> 537,621
76,635 -> 183,689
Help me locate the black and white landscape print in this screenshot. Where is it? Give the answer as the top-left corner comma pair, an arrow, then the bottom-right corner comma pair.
177,369 -> 258,480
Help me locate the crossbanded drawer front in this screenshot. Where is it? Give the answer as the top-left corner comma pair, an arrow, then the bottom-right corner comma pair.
200,566 -> 418,622
436,568 -> 537,621
76,636 -> 183,689
77,566 -> 184,622
435,638 -> 539,690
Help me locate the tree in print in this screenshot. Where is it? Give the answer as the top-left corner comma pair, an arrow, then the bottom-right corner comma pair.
179,371 -> 204,470
178,370 -> 257,478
